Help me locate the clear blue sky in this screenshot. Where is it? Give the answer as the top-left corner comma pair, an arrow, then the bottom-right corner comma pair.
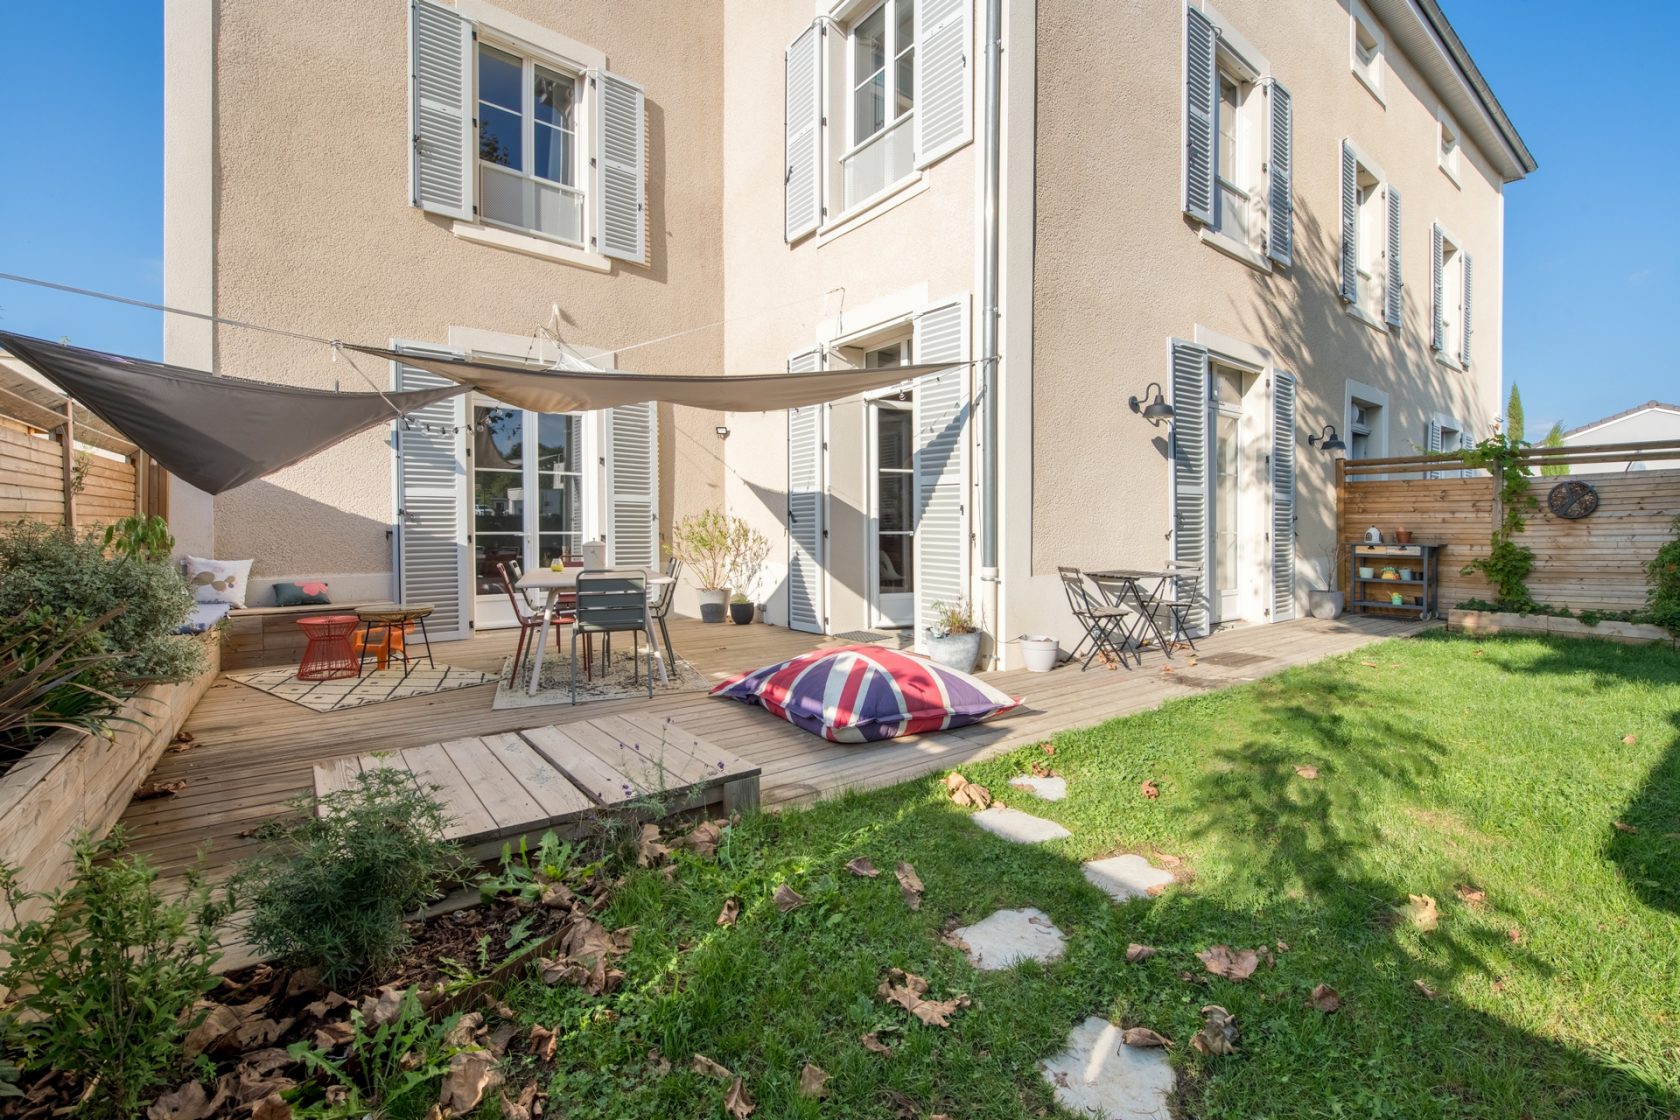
0,2 -> 1673,435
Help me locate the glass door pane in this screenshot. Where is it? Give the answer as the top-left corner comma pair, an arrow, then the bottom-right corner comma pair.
874,402 -> 914,627
1213,410 -> 1240,617
474,405 -> 525,600
534,413 -> 583,567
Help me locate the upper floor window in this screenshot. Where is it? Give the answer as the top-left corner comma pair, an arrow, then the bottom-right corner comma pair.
1434,225 -> 1472,366
477,44 -> 583,247
1338,141 -> 1401,329
845,0 -> 918,209
1350,1 -> 1384,102
1438,111 -> 1462,183
1212,64 -> 1258,248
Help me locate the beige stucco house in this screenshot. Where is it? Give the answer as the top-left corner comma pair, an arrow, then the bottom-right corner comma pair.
1561,402 -> 1680,474
164,0 -> 1532,662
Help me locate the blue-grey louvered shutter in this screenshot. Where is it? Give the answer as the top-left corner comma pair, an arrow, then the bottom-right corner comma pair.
1170,340 -> 1210,634
1271,370 -> 1297,622
1426,418 -> 1443,479
1460,253 -> 1473,366
1384,186 -> 1403,327
1184,7 -> 1217,225
393,344 -> 469,640
913,299 -> 970,649
1266,81 -> 1293,265
1430,223 -> 1446,352
595,70 -> 646,262
785,23 -> 823,242
605,401 -> 658,567
786,348 -> 826,633
409,0 -> 474,220
915,0 -> 971,168
1339,141 -> 1358,303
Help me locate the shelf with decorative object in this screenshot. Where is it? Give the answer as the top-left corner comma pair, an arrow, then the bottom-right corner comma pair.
1348,542 -> 1443,620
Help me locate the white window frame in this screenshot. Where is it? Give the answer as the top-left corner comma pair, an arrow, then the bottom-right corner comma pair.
1344,380 -> 1389,463
474,38 -> 585,248
1344,142 -> 1391,331
1350,0 -> 1385,104
1437,107 -> 1463,185
839,0 -> 918,214
1437,225 -> 1466,369
1194,4 -> 1273,273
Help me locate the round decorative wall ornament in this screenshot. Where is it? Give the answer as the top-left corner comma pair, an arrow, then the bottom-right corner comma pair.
1546,480 -> 1599,520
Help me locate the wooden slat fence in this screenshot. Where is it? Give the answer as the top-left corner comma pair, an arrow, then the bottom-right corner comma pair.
1338,440 -> 1680,613
0,419 -> 152,529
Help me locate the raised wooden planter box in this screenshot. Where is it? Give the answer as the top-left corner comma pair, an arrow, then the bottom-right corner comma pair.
0,631 -> 221,925
1448,609 -> 1677,648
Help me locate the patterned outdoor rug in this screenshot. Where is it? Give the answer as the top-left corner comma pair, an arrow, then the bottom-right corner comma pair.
491,645 -> 709,709
226,665 -> 499,712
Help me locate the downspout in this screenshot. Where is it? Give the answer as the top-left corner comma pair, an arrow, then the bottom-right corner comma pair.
979,0 -> 1003,664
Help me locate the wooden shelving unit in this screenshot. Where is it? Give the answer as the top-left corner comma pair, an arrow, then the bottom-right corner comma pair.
1348,543 -> 1442,620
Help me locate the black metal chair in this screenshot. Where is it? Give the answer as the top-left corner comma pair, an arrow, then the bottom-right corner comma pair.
571,571 -> 655,703
1159,561 -> 1205,651
1058,566 -> 1135,670
647,556 -> 682,664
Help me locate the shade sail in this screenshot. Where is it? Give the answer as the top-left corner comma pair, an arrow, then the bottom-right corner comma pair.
347,344 -> 965,413
0,332 -> 466,496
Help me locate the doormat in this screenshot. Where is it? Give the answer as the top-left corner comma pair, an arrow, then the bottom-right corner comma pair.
491,645 -> 709,709
832,629 -> 914,649
226,665 -> 499,713
1194,651 -> 1271,668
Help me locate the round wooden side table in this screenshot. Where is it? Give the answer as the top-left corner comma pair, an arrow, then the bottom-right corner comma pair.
355,605 -> 436,678
295,614 -> 362,681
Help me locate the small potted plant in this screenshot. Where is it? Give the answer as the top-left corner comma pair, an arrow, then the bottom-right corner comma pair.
1308,544 -> 1346,620
725,518 -> 770,625
728,592 -> 755,625
925,598 -> 982,673
669,510 -> 733,622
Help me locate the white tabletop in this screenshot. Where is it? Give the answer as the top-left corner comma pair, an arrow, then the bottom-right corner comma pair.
516,566 -> 672,590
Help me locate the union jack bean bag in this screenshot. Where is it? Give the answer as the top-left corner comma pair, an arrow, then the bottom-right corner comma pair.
710,644 -> 1020,743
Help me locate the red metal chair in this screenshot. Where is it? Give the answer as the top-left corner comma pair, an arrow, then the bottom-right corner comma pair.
497,562 -> 584,680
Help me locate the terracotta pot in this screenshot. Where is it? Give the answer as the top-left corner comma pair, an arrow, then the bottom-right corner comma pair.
1395,529 -> 1414,544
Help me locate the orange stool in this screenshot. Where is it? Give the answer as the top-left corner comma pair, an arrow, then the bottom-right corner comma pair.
350,623 -> 409,670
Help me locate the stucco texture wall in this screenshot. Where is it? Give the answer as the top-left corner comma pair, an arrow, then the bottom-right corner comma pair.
207,0 -> 726,595
1031,0 -> 1506,610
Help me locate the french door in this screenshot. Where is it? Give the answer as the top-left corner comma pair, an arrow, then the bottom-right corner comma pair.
471,402 -> 585,628
866,341 -> 915,629
1210,365 -> 1245,623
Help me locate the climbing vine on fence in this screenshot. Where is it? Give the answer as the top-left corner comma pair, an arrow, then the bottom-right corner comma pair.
1647,516 -> 1680,635
1459,432 -> 1539,610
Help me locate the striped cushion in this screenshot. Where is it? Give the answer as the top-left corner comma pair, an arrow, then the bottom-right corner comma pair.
710,645 -> 1020,744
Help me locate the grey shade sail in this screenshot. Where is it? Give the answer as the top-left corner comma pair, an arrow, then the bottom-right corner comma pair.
347,344 -> 965,413
0,332 -> 467,496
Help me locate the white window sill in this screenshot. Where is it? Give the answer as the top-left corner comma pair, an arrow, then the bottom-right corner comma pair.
450,220 -> 612,273
1344,301 -> 1388,333
1433,350 -> 1464,372
1198,226 -> 1272,273
1438,160 -> 1462,189
1352,65 -> 1385,106
811,172 -> 929,247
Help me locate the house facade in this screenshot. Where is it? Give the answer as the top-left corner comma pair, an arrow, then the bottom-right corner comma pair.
1561,402 -> 1680,473
164,0 -> 1531,663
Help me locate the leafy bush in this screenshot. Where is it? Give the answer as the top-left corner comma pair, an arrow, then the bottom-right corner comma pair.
287,988 -> 465,1119
1646,516 -> 1680,635
0,607 -> 128,762
669,509 -> 767,594
478,830 -> 576,904
928,597 -> 977,637
0,830 -> 230,1119
102,514 -> 175,563
0,520 -> 202,684
1459,434 -> 1539,610
238,768 -> 469,986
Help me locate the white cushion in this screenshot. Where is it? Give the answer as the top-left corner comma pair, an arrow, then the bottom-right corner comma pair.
183,555 -> 254,608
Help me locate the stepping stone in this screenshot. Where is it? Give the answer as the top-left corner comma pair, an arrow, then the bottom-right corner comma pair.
1082,854 -> 1174,903
1040,1016 -> 1176,1120
972,806 -> 1072,844
1008,775 -> 1068,801
952,908 -> 1066,970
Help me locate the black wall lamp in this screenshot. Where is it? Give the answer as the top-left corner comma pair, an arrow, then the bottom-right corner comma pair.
1307,424 -> 1347,452
714,425 -> 731,439
1128,382 -> 1175,425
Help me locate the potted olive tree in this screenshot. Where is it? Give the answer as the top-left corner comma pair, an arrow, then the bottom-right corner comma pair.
1308,543 -> 1346,620
670,510 -> 733,622
924,598 -> 982,673
726,519 -> 771,625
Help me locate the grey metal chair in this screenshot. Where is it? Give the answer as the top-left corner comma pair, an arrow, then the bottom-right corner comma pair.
1058,566 -> 1135,670
1159,561 -> 1205,651
647,556 -> 682,664
571,572 -> 655,703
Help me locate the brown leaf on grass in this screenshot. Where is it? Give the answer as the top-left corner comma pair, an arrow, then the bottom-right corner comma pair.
945,772 -> 993,809
939,929 -> 971,953
647,1048 -> 672,1076
1029,759 -> 1058,779
135,779 -> 187,800
724,1077 -> 756,1119
878,968 -> 970,1028
359,985 -> 408,1027
529,1025 -> 557,1062
1400,894 -> 1440,932
691,1054 -> 732,1079
798,1063 -> 831,1099
1190,1004 -> 1240,1056
498,1083 -> 539,1120
1360,660 -> 1379,668
895,862 -> 924,910
1275,940 -> 1290,953
1197,945 -> 1259,982
182,1002 -> 240,1058
1140,779 -> 1160,800
1622,734 -> 1637,746
1122,1027 -> 1172,1048
1613,820 -> 1639,834
439,1050 -> 499,1115
1507,927 -> 1523,943
860,1032 -> 893,1055
679,820 -> 726,858
1413,979 -> 1438,1000
1124,943 -> 1157,963
773,884 -> 806,912
251,1095 -> 292,1120
637,823 -> 670,867
845,856 -> 881,878
146,1081 -> 226,1120
1039,742 -> 1055,756
1294,765 -> 1319,780
717,898 -> 740,927
313,1021 -> 354,1050
1309,984 -> 1341,1013
1455,884 -> 1487,907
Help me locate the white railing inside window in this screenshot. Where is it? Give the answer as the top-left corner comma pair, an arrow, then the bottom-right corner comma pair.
1217,179 -> 1251,246
842,113 -> 915,212
479,163 -> 584,247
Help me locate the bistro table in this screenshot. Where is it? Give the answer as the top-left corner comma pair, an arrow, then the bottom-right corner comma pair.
516,567 -> 676,696
1086,569 -> 1178,659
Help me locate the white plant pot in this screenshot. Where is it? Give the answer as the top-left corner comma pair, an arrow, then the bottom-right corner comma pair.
1018,635 -> 1061,673
1308,590 -> 1345,620
697,587 -> 730,623
924,631 -> 982,674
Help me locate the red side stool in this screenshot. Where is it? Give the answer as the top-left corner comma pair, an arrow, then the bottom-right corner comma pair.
296,614 -> 362,681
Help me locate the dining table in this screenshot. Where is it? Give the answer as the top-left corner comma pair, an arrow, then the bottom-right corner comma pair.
1085,569 -> 1177,658
515,566 -> 676,696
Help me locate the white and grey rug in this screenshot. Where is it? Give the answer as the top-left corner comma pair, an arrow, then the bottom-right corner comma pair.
491,645 -> 709,709
226,665 -> 499,712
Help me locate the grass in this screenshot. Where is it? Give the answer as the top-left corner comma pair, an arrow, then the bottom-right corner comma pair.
499,632 -> 1680,1118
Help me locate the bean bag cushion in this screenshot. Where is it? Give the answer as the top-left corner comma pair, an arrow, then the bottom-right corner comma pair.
710,644 -> 1019,743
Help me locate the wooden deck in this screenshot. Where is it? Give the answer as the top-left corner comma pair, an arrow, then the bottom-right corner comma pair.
115,613 -> 1430,887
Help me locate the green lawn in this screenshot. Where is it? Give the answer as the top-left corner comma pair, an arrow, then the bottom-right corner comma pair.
500,633 -> 1680,1119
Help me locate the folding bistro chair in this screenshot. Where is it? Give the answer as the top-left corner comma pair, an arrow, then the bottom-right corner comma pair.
497,562 -> 582,679
571,572 -> 656,703
1159,561 -> 1205,651
647,556 -> 682,663
1057,566 -> 1135,670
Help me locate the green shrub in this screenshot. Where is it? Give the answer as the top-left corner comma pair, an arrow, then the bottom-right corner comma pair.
1647,516 -> 1680,635
0,608 -> 128,762
238,768 -> 469,986
0,830 -> 230,1119
102,515 -> 175,563
287,988 -> 466,1119
0,520 -> 202,684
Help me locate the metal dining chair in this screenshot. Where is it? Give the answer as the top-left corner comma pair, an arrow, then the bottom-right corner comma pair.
1159,561 -> 1205,651
1057,566 -> 1135,670
571,571 -> 655,703
497,562 -> 581,679
646,556 -> 682,664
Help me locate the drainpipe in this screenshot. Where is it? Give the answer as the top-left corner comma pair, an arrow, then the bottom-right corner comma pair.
978,0 -> 1004,664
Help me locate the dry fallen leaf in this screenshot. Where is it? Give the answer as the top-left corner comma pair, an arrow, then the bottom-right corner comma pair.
1613,821 -> 1639,834
529,1025 -> 557,1062
135,779 -> 187,800
1124,943 -> 1157,963
1360,660 -> 1379,668
878,968 -> 970,1028
1029,759 -> 1056,778
1309,984 -> 1341,1013
895,862 -> 924,911
845,856 -> 881,878
1140,779 -> 1160,800
1399,894 -> 1440,932
939,929 -> 971,953
438,1051 -> 499,1115
773,884 -> 805,913
691,1054 -> 732,1079
636,823 -> 670,867
1294,765 -> 1319,780
1455,884 -> 1487,906
1507,927 -> 1523,943
1413,978 -> 1438,1000
1197,945 -> 1260,982
497,1083 -> 539,1120
1039,742 -> 1055,756
146,1082 -> 223,1120
724,1077 -> 756,1119
250,1095 -> 292,1120
945,772 -> 993,809
1122,1027 -> 1172,1048
1275,940 -> 1290,953
860,1032 -> 893,1055
680,820 -> 725,858
1190,1004 -> 1240,1056
797,1063 -> 831,1099
716,898 -> 740,927
1622,734 -> 1637,746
